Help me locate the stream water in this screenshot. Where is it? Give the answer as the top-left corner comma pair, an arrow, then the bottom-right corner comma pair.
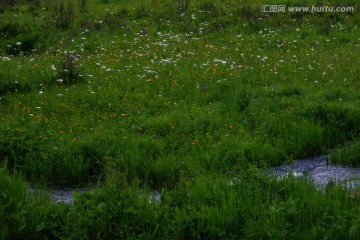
32,156 -> 360,204
268,155 -> 360,188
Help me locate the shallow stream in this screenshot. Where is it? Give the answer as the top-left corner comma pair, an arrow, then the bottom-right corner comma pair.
269,155 -> 360,188
32,156 -> 360,204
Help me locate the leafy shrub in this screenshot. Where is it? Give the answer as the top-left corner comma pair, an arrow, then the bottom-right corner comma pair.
55,52 -> 84,85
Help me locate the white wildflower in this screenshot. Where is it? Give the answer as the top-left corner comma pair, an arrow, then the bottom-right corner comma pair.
214,59 -> 227,64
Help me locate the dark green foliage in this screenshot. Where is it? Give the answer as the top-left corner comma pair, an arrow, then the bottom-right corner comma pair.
135,3 -> 149,19
331,140 -> 360,166
0,166 -> 27,239
236,6 -> 258,24
103,8 -> 130,30
78,0 -> 88,12
52,0 -> 75,29
4,33 -> 40,55
199,1 -> 221,17
0,77 -> 32,97
0,21 -> 41,54
208,82 -> 251,113
0,21 -> 25,38
303,104 -> 360,144
0,0 -> 17,6
178,0 -> 190,12
278,87 -> 305,97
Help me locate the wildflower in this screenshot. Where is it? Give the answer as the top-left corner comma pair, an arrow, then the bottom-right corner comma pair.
56,79 -> 63,83
160,58 -> 172,64
16,42 -> 22,46
214,59 -> 227,64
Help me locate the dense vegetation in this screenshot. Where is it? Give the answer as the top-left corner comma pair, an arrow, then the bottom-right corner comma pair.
1,0 -> 360,238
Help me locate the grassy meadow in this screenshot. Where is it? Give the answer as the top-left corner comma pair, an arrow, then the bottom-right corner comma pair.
1,0 -> 360,238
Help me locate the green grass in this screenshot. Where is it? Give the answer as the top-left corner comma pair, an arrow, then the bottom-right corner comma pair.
1,0 -> 360,238
2,165 -> 360,239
